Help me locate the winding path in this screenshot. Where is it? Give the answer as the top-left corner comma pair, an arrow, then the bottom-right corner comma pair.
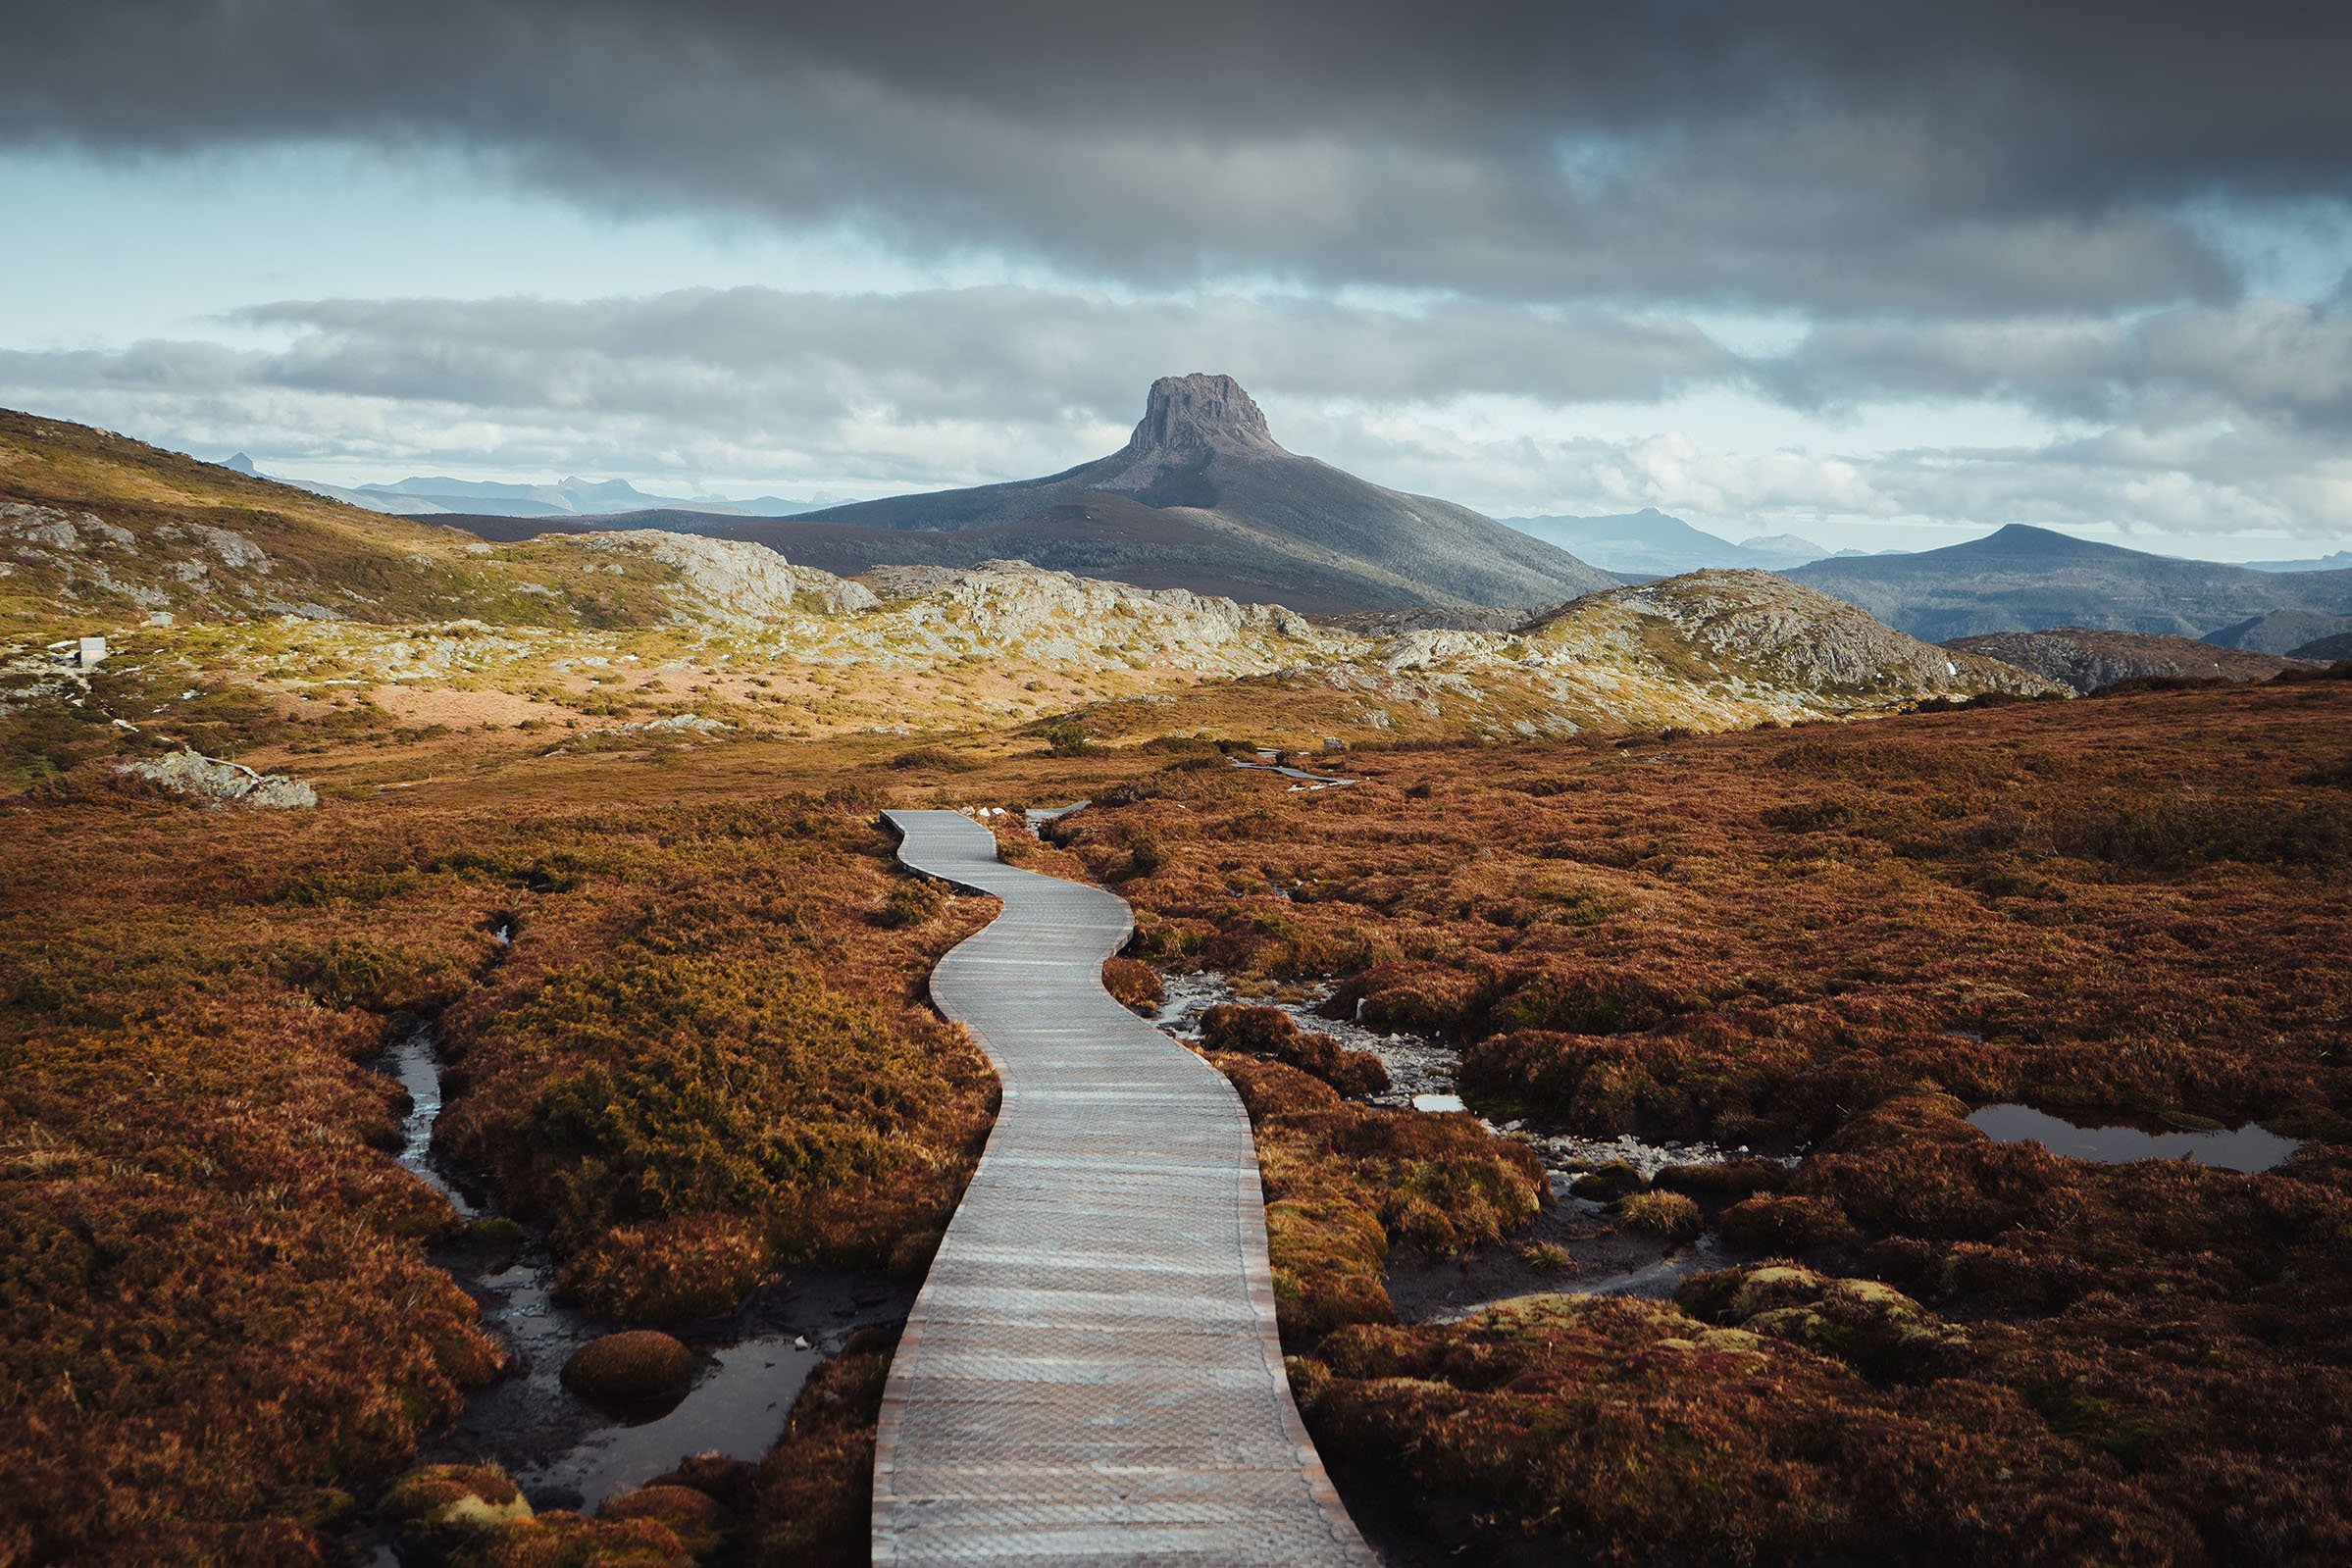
876,810 -> 1375,1567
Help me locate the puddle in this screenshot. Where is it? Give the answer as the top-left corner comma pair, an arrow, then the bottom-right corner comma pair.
443,1251 -> 909,1512
1968,1103 -> 2300,1174
1386,1179 -> 1724,1325
364,1022 -> 911,1554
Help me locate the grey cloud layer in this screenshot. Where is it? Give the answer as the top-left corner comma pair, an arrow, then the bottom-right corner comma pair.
1778,298 -> 2352,431
3,284 -> 2345,544
0,286 -> 1745,490
75,282 -> 2352,450
12,1 -> 2351,312
220,290 -> 1738,419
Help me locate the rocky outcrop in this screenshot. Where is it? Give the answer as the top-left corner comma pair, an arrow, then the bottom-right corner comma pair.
557,531 -> 877,621
844,560 -> 1317,668
117,749 -> 317,808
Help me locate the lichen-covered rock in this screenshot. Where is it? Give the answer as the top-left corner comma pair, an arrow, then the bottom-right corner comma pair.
117,749 -> 318,808
380,1463 -> 533,1534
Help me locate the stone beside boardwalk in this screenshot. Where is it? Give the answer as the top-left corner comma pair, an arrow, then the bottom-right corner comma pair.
875,809 -> 1375,1566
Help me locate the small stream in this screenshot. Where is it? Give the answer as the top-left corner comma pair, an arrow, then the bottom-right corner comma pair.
364,1019 -> 910,1552
1154,970 -> 1752,1176
1151,969 -> 1750,1319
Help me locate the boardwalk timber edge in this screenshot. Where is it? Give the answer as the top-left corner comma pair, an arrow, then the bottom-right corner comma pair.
874,809 -> 1374,1566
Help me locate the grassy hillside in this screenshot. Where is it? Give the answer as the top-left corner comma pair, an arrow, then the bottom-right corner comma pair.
0,409 -> 687,634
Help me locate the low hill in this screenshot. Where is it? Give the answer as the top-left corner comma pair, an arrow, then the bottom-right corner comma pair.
1501,509 -> 1827,574
1945,627 -> 2301,694
1787,524 -> 2352,640
2292,632 -> 2352,662
1519,571 -> 2057,703
0,408 -> 840,635
2204,609 -> 2352,654
771,374 -> 1617,612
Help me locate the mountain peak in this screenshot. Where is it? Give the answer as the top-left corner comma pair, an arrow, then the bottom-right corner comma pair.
223,452 -> 260,477
1966,523 -> 2121,557
1127,373 -> 1278,454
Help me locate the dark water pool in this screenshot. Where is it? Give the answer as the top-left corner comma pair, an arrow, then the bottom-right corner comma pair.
1968,1103 -> 2300,1173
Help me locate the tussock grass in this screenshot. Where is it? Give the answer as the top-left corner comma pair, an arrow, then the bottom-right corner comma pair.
1047,679 -> 2352,1561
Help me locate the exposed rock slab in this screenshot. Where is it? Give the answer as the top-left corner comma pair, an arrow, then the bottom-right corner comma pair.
117,749 -> 317,808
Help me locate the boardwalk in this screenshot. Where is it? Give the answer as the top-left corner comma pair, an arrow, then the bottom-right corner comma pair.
876,810 -> 1375,1567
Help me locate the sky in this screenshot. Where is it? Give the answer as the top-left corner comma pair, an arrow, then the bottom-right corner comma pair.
5,1 -> 2351,562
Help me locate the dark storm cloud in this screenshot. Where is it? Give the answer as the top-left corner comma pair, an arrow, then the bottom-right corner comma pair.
10,1 -> 2350,313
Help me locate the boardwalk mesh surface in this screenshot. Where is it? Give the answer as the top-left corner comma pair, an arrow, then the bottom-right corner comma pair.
875,810 -> 1375,1566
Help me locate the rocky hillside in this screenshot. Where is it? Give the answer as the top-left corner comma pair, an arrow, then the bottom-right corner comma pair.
1788,524 -> 2352,640
1945,627 -> 2302,693
5,413 -> 2071,790
0,409 -> 710,634
743,375 -> 1618,613
1517,570 -> 2058,699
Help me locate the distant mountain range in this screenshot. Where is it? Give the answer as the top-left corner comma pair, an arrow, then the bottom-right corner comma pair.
220,454 -> 823,520
1499,509 -> 1836,574
2242,550 -> 2352,574
1786,524 -> 2352,641
442,376 -> 1617,613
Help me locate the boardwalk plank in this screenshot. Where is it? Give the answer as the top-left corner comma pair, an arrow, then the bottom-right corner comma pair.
875,809 -> 1375,1567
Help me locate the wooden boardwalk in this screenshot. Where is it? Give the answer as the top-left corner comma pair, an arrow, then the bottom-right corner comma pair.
876,810 -> 1375,1566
